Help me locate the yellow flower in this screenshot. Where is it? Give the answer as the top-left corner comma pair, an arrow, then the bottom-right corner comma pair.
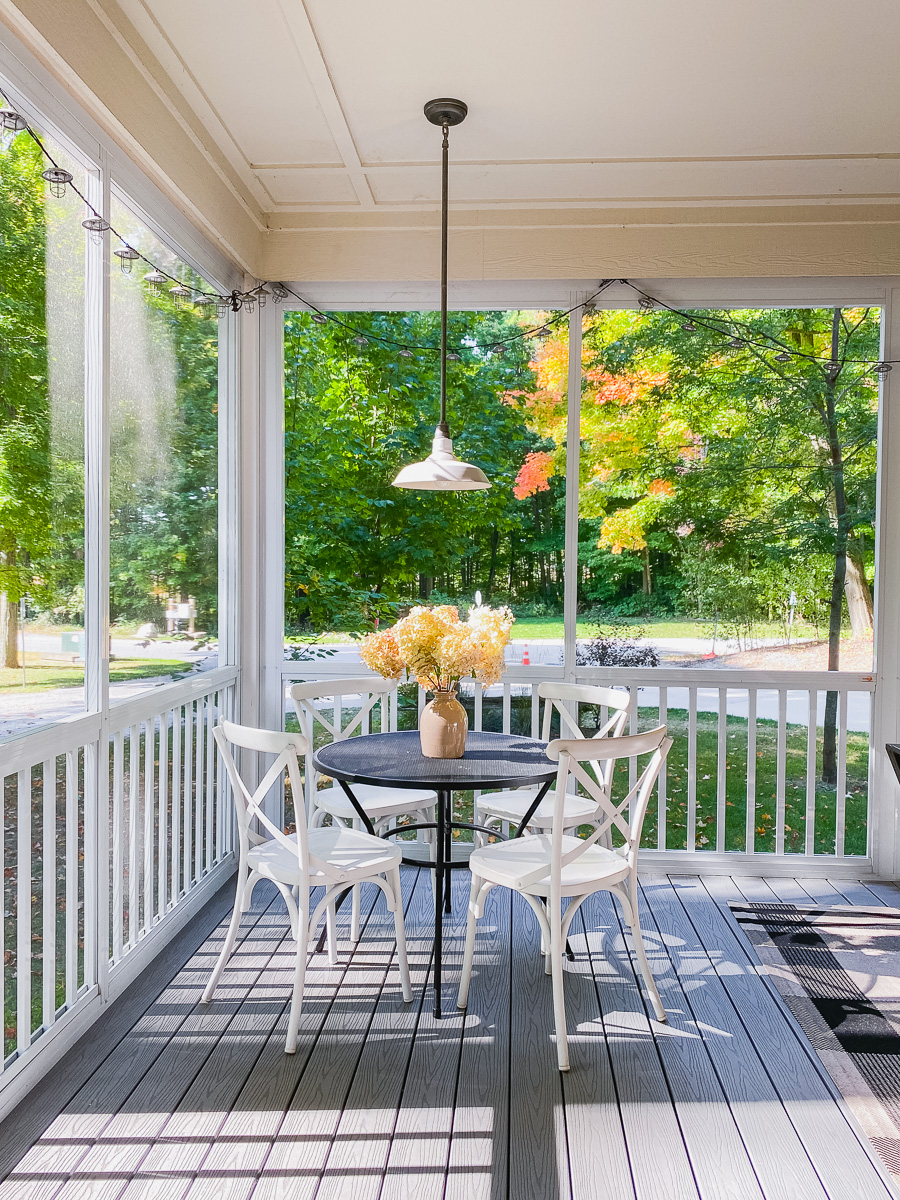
358,629 -> 404,679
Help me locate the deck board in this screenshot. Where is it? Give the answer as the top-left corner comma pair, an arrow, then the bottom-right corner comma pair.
1,870 -> 897,1200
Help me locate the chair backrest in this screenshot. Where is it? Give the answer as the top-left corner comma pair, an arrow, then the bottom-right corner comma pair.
214,718 -> 309,873
517,727 -> 672,894
289,677 -> 396,816
536,682 -> 630,795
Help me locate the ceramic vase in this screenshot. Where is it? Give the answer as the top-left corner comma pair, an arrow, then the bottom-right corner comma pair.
419,689 -> 468,758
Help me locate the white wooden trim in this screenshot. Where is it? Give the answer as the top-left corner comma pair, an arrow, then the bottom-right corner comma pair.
563,302 -> 583,678
870,286 -> 900,878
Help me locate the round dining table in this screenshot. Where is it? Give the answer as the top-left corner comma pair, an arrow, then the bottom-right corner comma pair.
313,729 -> 557,1017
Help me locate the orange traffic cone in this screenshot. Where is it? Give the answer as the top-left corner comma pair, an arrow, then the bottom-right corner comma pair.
523,643 -> 530,666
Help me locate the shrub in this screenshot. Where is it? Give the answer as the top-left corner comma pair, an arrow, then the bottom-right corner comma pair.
576,623 -> 661,668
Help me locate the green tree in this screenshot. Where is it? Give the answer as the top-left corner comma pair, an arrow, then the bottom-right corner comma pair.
283,310 -> 543,631
0,132 -> 50,666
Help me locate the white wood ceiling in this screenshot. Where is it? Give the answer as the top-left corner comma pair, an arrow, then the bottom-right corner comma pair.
115,0 -> 900,215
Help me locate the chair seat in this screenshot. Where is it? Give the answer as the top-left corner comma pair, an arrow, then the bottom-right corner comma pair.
248,824 -> 402,887
477,787 -> 599,828
469,833 -> 628,898
314,782 -> 436,824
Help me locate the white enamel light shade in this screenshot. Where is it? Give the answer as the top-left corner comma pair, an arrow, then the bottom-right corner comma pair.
392,428 -> 490,491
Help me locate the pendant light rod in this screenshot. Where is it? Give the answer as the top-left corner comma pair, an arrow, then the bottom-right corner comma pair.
392,98 -> 488,491
439,118 -> 449,435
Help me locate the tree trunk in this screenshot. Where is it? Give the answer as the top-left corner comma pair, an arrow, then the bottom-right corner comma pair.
0,591 -> 19,669
641,546 -> 652,596
844,539 -> 873,636
823,309 -> 848,787
486,529 -> 499,595
418,574 -> 433,600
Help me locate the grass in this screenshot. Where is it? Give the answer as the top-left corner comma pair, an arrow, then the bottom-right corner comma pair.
0,658 -> 193,694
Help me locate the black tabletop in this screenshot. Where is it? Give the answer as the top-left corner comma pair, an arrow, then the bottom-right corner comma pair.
313,730 -> 556,792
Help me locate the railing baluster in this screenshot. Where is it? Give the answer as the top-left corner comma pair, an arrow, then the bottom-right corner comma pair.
502,682 -> 511,734
776,689 -> 787,856
836,691 -> 849,857
184,702 -> 193,891
530,684 -> 540,740
628,689 -> 638,793
215,695 -> 224,863
41,759 -> 56,1031
658,686 -> 668,851
17,769 -> 32,1053
687,687 -> 697,852
65,749 -> 79,1003
194,698 -> 203,883
205,696 -> 214,872
172,707 -> 181,902
127,725 -> 139,948
805,690 -> 818,856
474,682 -> 483,733
746,688 -> 757,853
716,688 -> 727,852
158,711 -> 169,917
143,719 -> 154,933
112,730 -> 124,961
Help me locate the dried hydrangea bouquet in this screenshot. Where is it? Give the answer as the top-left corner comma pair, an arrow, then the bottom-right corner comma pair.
359,603 -> 514,757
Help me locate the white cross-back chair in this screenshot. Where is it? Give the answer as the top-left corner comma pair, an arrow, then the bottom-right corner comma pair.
201,719 -> 412,1054
290,678 -> 437,940
458,726 -> 672,1071
476,683 -> 630,838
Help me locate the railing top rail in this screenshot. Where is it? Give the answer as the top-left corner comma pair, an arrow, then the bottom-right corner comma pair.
107,665 -> 239,732
0,711 -> 103,776
281,659 -> 875,692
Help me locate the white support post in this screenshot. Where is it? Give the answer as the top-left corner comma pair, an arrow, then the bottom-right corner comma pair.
563,301 -> 583,679
261,301 -> 286,737
83,152 -> 110,995
871,288 -> 900,878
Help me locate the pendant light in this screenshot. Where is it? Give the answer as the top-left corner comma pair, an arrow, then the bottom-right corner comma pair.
392,98 -> 490,491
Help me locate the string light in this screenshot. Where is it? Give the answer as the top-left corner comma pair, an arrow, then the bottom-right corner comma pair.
681,321 -> 697,332
114,246 -> 140,274
41,166 -> 72,198
875,362 -> 893,375
194,295 -> 217,316
143,270 -> 167,295
398,348 -> 415,358
774,351 -> 792,363
311,313 -> 328,325
169,284 -> 193,309
82,216 -> 110,244
353,335 -> 369,347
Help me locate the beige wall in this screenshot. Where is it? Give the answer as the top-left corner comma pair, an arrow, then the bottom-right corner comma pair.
263,204 -> 900,283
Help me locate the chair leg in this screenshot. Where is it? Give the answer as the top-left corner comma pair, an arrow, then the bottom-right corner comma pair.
325,900 -> 338,965
201,870 -> 245,1003
625,878 -> 666,1023
550,917 -> 569,1071
456,874 -> 482,1010
350,884 -> 361,942
389,869 -> 413,1002
285,909 -> 311,1054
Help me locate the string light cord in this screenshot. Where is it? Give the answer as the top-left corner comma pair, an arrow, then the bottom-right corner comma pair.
1,105 -> 895,371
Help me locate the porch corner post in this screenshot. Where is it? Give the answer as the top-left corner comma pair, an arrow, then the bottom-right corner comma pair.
871,286 -> 900,878
563,300 -> 583,681
84,151 -> 111,996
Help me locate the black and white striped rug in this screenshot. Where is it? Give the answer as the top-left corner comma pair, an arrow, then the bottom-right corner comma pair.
731,902 -> 900,1185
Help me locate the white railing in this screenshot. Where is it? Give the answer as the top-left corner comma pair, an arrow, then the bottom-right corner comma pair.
0,666 -> 238,1106
282,659 -> 875,871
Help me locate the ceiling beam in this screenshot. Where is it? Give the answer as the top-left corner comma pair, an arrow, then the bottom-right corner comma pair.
275,0 -> 374,209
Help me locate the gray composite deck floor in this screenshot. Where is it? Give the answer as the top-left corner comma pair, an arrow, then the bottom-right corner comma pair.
1,867 -> 898,1200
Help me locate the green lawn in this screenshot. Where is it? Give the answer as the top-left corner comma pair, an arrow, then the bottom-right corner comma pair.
0,658 -> 193,694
